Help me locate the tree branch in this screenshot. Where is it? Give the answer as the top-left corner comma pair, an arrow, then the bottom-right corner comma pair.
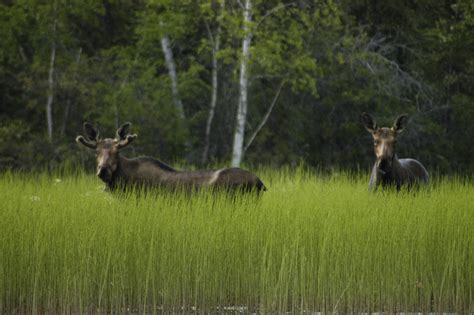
255,2 -> 297,30
244,80 -> 285,153
203,19 -> 214,47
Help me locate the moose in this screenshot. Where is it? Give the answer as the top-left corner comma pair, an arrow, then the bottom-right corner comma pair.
76,122 -> 266,193
361,113 -> 429,191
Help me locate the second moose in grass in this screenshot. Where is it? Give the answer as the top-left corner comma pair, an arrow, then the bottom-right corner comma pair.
76,122 -> 266,193
361,113 -> 429,191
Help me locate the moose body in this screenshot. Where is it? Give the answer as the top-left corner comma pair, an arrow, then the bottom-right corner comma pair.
361,113 -> 429,191
76,123 -> 266,193
368,157 -> 429,191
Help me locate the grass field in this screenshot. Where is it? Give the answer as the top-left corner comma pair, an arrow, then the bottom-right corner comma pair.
0,169 -> 472,314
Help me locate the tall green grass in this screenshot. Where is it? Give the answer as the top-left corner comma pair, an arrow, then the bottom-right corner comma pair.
0,169 -> 472,313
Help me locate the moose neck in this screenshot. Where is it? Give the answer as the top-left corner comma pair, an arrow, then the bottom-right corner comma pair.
105,154 -> 177,190
377,154 -> 402,185
105,154 -> 134,190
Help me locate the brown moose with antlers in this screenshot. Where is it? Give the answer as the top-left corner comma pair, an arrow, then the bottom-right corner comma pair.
361,113 -> 429,191
76,122 -> 266,193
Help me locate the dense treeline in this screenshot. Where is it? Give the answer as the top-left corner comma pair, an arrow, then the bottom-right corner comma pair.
1,0 -> 473,173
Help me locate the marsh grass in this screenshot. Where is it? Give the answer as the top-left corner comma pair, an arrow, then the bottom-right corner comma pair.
0,169 -> 472,313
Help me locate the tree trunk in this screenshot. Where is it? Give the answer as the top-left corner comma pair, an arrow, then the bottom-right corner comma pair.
46,20 -> 57,143
201,1 -> 224,165
160,22 -> 185,120
231,0 -> 252,167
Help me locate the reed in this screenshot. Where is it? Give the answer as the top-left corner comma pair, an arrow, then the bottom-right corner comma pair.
0,169 -> 472,313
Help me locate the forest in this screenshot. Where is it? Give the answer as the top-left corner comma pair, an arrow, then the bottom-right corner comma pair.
1,0 -> 473,173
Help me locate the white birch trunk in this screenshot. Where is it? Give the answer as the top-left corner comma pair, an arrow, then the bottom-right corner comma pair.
231,0 -> 252,167
46,20 -> 57,142
201,1 -> 224,164
160,22 -> 184,120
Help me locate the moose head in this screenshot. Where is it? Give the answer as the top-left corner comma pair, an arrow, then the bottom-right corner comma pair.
361,113 -> 408,175
76,122 -> 137,183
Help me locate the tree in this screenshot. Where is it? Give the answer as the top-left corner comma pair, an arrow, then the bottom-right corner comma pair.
231,0 -> 253,167
160,23 -> 185,120
201,0 -> 225,165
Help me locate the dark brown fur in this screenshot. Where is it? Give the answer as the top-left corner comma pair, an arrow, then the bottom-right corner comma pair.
76,122 -> 266,193
361,113 -> 429,191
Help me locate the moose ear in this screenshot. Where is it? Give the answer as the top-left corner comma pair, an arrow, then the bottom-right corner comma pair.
392,114 -> 408,133
83,122 -> 100,142
361,112 -> 377,133
116,122 -> 132,140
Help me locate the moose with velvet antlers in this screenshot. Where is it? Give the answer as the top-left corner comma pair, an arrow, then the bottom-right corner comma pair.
76,122 -> 266,193
361,113 -> 429,191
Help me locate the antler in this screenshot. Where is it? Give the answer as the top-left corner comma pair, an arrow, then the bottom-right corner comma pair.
76,135 -> 97,149
117,133 -> 137,149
